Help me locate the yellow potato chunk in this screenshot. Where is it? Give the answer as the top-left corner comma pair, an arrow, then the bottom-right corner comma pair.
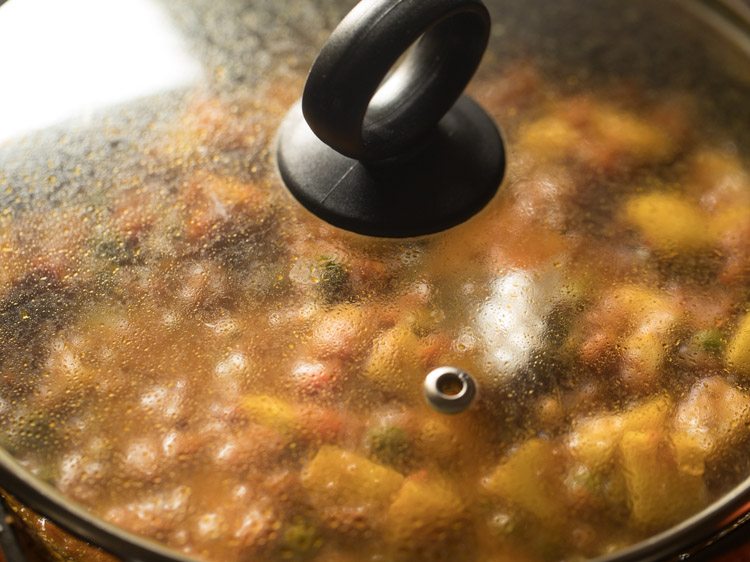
416,417 -> 458,463
302,446 -> 404,509
621,330 -> 667,388
518,116 -> 581,157
363,324 -> 421,393
688,149 -> 750,207
593,108 -> 676,164
609,285 -> 680,335
621,395 -> 673,433
624,193 -> 711,252
670,432 -> 708,478
605,286 -> 680,389
568,396 -> 672,469
567,414 -> 624,470
386,477 -> 468,562
711,205 -> 750,236
672,376 -> 750,474
483,439 -> 564,524
727,312 -> 750,375
241,395 -> 298,434
310,303 -> 370,360
620,431 -> 706,530
518,100 -> 679,170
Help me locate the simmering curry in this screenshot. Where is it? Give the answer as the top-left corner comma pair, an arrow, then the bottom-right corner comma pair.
1,57 -> 750,562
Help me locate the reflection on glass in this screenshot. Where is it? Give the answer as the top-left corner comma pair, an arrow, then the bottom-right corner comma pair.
0,0 -> 201,142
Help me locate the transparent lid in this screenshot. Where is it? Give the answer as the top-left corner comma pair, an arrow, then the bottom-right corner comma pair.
1,0 -> 750,561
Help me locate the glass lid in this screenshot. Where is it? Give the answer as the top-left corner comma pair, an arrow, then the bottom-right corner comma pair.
1,0 -> 750,561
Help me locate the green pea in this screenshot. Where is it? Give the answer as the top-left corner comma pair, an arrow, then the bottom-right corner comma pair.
279,518 -> 322,560
367,426 -> 411,468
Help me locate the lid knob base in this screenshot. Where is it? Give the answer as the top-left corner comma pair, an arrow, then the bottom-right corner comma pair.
278,95 -> 504,238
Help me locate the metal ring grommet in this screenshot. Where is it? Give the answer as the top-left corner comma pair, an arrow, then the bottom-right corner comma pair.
424,366 -> 477,414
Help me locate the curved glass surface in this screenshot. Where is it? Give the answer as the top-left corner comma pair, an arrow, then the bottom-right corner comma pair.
0,1 -> 749,561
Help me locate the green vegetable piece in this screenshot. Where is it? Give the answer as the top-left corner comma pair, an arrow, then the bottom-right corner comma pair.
317,256 -> 350,304
694,328 -> 724,354
279,518 -> 322,560
367,426 -> 412,469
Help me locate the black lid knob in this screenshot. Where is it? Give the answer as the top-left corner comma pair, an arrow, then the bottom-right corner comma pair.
277,0 -> 505,238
